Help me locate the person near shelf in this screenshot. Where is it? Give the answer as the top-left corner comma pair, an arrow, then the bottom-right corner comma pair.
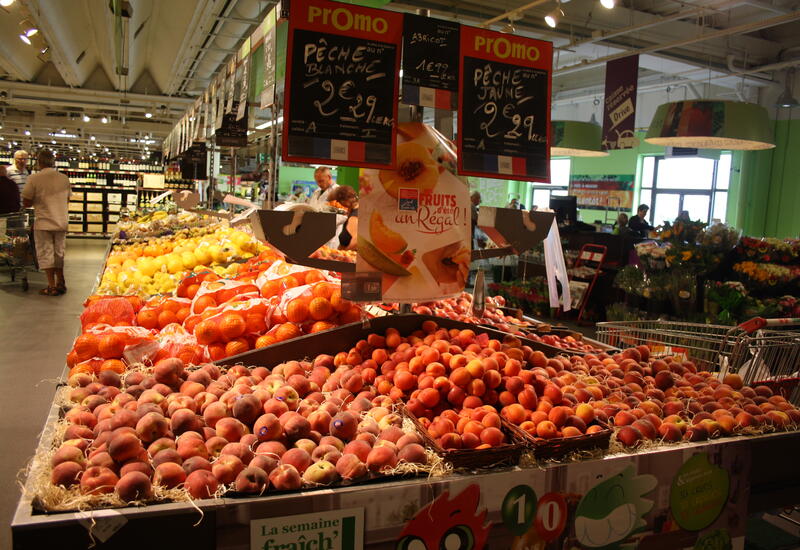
613,212 -> 629,235
676,210 -> 691,223
329,185 -> 358,251
21,150 -> 71,296
0,164 -> 21,215
310,166 -> 339,204
8,149 -> 30,196
506,196 -> 526,210
628,204 -> 654,238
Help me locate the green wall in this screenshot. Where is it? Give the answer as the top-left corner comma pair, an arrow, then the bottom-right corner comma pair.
732,119 -> 799,239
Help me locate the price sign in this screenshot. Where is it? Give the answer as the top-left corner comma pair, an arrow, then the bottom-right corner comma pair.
534,492 -> 567,542
283,0 -> 402,169
402,14 -> 459,110
458,26 -> 552,182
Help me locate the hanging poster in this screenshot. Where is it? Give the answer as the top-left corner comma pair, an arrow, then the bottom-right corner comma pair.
225,59 -> 236,114
260,7 -> 278,108
282,0 -> 403,169
602,55 -> 639,150
355,122 -> 469,302
401,14 -> 459,110
458,26 -> 553,182
569,174 -> 635,210
214,75 -> 225,130
236,39 -> 251,121
216,102 -> 248,147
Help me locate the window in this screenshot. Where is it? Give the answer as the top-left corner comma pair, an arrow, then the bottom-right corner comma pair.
640,153 -> 731,225
526,158 -> 570,209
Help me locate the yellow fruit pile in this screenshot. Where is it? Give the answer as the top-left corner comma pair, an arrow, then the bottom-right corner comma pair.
99,226 -> 266,297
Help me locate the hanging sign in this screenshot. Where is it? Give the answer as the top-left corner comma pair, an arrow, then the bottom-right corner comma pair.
214,75 -> 225,130
282,0 -> 403,169
260,7 -> 278,108
569,174 -> 635,210
401,14 -> 459,110
458,26 -> 553,182
225,59 -> 236,114
216,102 -> 248,147
602,55 -> 639,150
355,122 -> 470,303
236,39 -> 251,121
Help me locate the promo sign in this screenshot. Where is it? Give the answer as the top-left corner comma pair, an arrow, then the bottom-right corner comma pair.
602,55 -> 639,150
458,26 -> 552,182
402,14 -> 459,110
260,7 -> 278,109
283,0 -> 402,169
250,508 -> 364,550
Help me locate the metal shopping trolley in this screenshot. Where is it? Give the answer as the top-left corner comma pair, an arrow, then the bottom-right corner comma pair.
596,317 -> 800,403
0,211 -> 35,291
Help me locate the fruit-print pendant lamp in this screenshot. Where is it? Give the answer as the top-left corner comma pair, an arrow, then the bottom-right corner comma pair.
550,120 -> 610,157
645,100 -> 775,150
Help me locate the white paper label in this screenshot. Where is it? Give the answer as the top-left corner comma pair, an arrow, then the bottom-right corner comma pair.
76,509 -> 128,543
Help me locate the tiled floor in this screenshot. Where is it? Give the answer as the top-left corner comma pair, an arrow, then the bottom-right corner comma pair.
0,238 -> 108,549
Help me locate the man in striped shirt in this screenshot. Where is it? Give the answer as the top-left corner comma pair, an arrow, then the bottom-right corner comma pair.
8,150 -> 30,195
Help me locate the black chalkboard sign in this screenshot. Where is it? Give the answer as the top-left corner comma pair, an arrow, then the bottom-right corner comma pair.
181,142 -> 207,179
458,26 -> 553,182
402,14 -> 459,110
216,101 -> 248,147
282,0 -> 403,169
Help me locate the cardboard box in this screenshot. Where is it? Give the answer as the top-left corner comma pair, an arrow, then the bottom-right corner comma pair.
108,203 -> 121,212
69,192 -> 84,201
87,213 -> 103,223
108,193 -> 122,204
108,214 -> 119,222
67,223 -> 83,232
86,203 -> 103,212
86,224 -> 104,233
86,192 -> 103,202
68,202 -> 83,211
68,213 -> 83,223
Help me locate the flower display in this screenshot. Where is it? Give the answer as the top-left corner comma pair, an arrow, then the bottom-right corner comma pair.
700,223 -> 741,251
735,237 -> 800,265
732,261 -> 800,288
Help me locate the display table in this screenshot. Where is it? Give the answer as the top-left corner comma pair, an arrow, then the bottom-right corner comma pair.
13,424 -> 800,549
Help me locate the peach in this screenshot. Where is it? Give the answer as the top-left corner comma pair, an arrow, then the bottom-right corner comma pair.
632,419 -> 657,440
378,426 -> 405,444
281,448 -> 312,474
80,466 -> 119,495
220,441 -> 255,464
439,433 -> 462,449
263,398 -> 290,417
212,454 -> 245,484
147,437 -> 176,457
501,404 -> 528,425
235,466 -> 268,494
177,436 -> 209,461
328,411 -> 358,441
613,410 -> 636,426
185,469 -> 219,499
308,410 -> 333,435
153,462 -> 186,488
214,417 -> 247,442
536,421 -> 558,439
205,436 -> 228,458
302,460 -> 339,485
51,445 -> 87,469
182,456 -> 212,475
366,446 -> 398,472
480,427 -> 505,446
134,412 -> 169,444
154,358 -> 184,388
336,454 -> 367,480
51,461 -> 84,488
616,425 -> 643,447
319,436 -> 344,451
107,432 -> 143,463
109,409 -> 138,431
250,453 -> 279,475
575,403 -> 595,424
342,440 -> 372,462
152,448 -> 183,469
269,463 -> 302,491
278,412 -> 311,441
547,406 -> 571,428
397,443 -> 427,464
116,471 -> 153,502
252,413 -> 282,442
562,426 -> 582,437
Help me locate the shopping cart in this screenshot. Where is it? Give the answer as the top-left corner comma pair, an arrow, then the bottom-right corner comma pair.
596,317 -> 800,403
0,211 -> 35,291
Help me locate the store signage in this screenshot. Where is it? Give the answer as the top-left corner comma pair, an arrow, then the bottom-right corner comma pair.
236,39 -> 251,121
602,55 -> 639,150
458,26 -> 553,182
401,14 -> 459,110
356,122 -> 469,303
282,0 -> 402,169
250,508 -> 364,550
216,101 -> 248,147
260,7 -> 278,108
569,174 -> 634,210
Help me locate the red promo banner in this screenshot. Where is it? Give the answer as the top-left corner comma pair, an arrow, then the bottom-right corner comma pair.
458,25 -> 553,182
602,55 -> 639,150
283,0 -> 403,169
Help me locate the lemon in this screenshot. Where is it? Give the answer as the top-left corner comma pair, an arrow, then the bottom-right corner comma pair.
167,255 -> 184,274
194,247 -> 212,266
181,251 -> 198,270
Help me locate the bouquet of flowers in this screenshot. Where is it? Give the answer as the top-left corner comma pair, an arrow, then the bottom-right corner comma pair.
635,241 -> 669,271
705,281 -> 747,324
659,220 -> 707,244
664,242 -> 723,274
699,223 -> 741,251
614,265 -> 645,295
734,237 -> 800,265
733,261 -> 800,290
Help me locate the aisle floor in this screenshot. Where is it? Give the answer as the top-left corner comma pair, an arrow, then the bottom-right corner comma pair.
0,238 -> 108,550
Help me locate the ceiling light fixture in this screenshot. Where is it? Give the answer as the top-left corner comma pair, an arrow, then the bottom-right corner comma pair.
645,100 -> 775,150
24,129 -> 30,136
60,128 -> 66,134
82,114 -> 90,122
1,0 -> 17,7
101,116 -> 108,124
544,4 -> 563,28
145,111 -> 152,118
20,19 -> 37,38
551,120 -> 610,157
19,33 -> 30,45
600,0 -> 615,8
776,68 -> 799,108
90,135 -> 96,140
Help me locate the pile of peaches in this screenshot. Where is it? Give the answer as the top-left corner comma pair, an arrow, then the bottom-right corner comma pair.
49,321 -> 800,507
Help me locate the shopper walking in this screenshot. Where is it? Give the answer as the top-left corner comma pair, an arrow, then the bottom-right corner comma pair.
0,164 -> 21,214
628,204 -> 654,238
21,150 -> 70,296
8,149 -> 30,195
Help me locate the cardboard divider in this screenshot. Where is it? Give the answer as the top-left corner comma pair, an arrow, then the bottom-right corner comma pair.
478,208 -> 556,255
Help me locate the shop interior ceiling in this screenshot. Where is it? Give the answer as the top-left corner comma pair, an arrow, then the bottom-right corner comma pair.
0,0 -> 797,159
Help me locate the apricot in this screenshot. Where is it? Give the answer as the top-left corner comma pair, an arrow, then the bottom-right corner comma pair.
80,466 -> 119,495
